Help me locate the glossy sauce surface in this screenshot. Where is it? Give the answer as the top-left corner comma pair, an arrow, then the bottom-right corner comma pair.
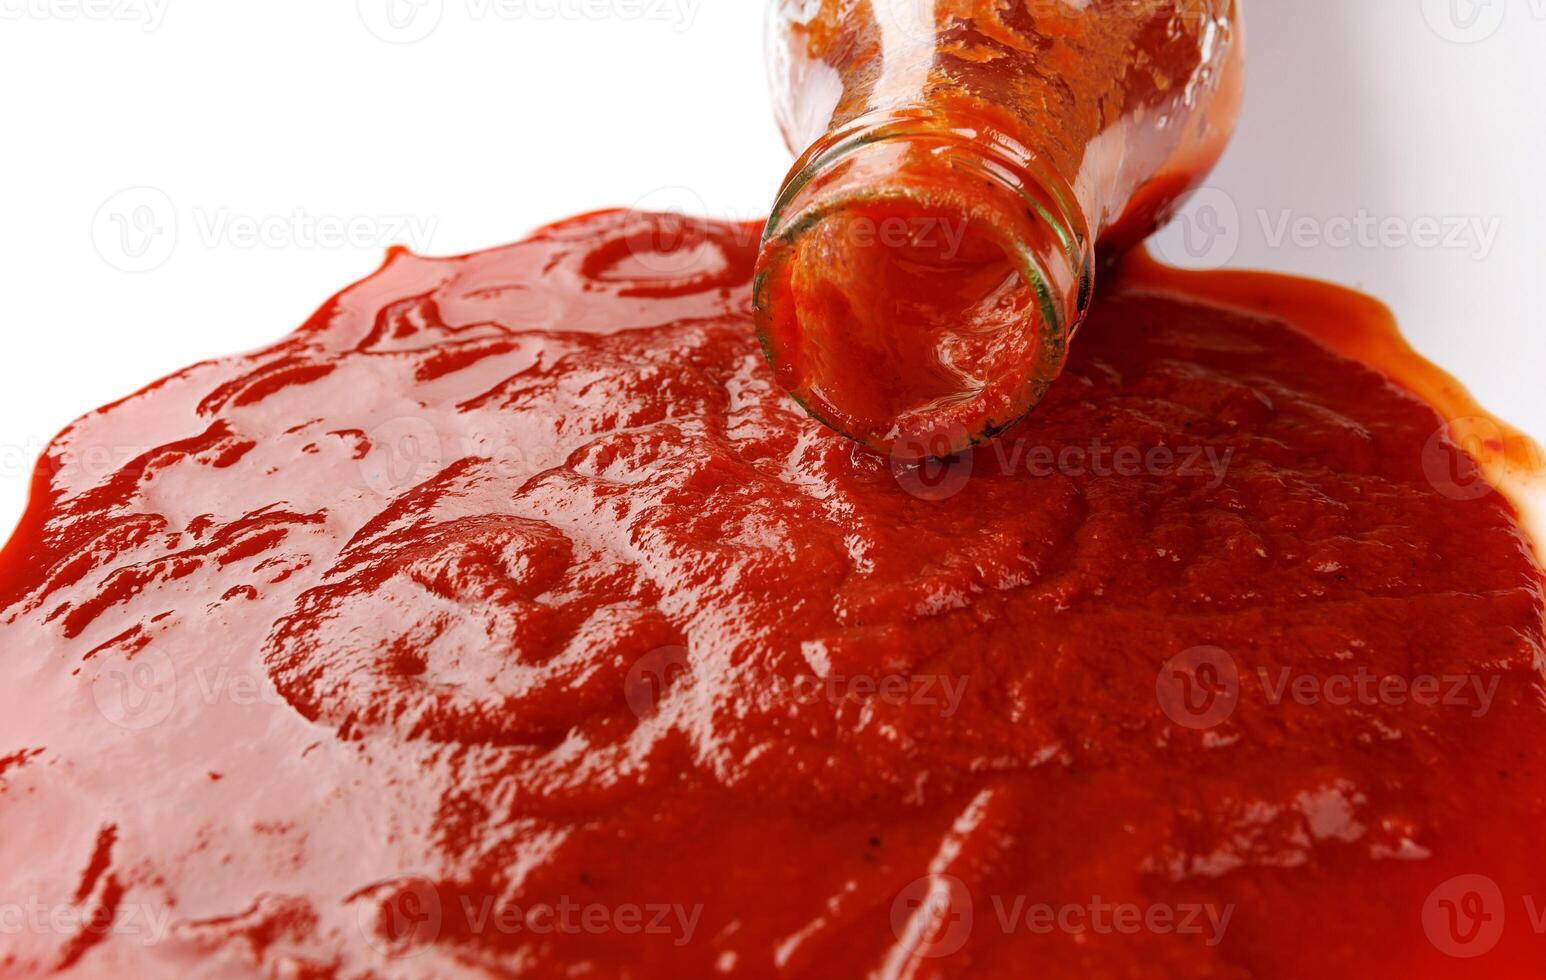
1,210 -> 1543,978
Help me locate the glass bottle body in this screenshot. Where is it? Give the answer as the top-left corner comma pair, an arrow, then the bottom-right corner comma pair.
756,0 -> 1244,458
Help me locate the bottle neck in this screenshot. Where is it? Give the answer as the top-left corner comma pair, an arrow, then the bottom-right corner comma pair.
754,105 -> 1095,460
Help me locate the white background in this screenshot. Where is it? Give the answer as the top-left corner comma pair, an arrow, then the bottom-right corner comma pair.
1,0 -> 1543,534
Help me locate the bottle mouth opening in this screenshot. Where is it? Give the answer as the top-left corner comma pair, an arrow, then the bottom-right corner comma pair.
757,191 -> 1052,459
755,109 -> 1093,461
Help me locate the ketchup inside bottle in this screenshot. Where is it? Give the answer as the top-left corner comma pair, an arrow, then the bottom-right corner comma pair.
757,0 -> 1244,458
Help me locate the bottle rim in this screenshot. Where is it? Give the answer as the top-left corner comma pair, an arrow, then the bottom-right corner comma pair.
754,104 -> 1097,458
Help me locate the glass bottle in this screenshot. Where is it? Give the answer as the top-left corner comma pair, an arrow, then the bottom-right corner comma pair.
755,0 -> 1244,459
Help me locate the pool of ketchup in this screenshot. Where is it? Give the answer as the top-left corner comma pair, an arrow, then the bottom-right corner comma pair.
1,209 -> 1543,978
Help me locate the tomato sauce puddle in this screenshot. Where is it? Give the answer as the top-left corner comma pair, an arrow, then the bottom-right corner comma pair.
1,210 -> 1543,977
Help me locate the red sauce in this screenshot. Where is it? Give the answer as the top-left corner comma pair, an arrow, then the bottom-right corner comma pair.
757,0 -> 1245,456
1,209 -> 1543,977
